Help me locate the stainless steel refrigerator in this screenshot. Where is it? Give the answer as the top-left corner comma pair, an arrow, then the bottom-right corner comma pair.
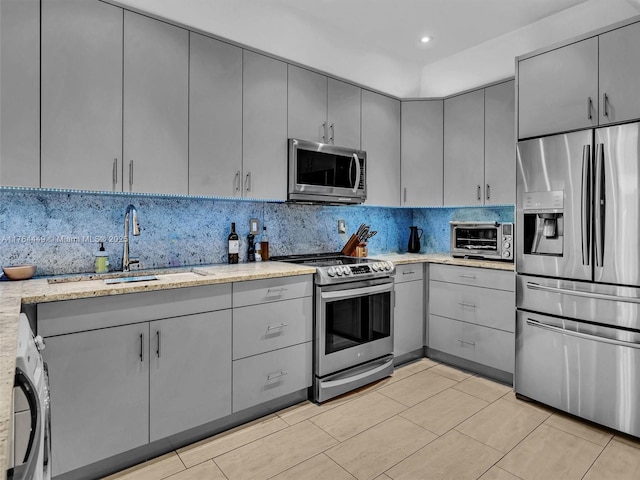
516,122 -> 640,438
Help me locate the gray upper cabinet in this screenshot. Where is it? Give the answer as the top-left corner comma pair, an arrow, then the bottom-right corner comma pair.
599,21 -> 640,125
400,100 -> 443,206
0,0 -> 39,187
288,66 -> 361,149
362,90 -> 401,207
123,12 -> 189,195
517,37 -> 598,139
243,51 -> 288,201
288,66 -> 329,143
41,0 -> 123,192
189,33 -> 242,197
327,78 -> 361,149
484,80 -> 515,205
444,89 -> 485,206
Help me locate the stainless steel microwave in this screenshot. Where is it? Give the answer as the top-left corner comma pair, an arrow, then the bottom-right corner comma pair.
288,138 -> 366,204
450,221 -> 514,261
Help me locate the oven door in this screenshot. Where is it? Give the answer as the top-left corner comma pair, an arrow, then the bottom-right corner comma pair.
316,278 -> 394,377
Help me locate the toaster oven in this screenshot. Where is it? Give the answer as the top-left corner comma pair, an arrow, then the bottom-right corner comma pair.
450,221 -> 514,261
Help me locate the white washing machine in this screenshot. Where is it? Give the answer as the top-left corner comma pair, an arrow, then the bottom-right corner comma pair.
9,313 -> 50,480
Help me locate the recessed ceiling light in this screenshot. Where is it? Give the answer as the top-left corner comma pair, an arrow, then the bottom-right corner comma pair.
420,36 -> 431,44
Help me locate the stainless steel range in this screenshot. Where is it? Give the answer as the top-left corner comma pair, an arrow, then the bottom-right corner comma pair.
273,253 -> 395,402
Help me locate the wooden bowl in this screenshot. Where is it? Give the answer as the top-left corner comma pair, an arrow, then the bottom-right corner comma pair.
2,265 -> 37,280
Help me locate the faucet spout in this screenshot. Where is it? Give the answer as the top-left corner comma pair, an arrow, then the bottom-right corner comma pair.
123,204 -> 141,272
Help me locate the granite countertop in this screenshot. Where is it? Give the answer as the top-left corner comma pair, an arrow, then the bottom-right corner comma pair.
0,253 -> 513,474
373,252 -> 515,271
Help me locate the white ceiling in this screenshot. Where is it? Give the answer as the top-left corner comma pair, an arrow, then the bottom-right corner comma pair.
113,0 -> 640,98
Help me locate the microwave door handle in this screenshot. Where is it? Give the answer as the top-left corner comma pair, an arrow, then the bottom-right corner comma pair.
352,153 -> 361,194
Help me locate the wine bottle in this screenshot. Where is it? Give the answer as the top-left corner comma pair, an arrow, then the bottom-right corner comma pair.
260,225 -> 269,261
228,222 -> 239,264
247,233 -> 255,262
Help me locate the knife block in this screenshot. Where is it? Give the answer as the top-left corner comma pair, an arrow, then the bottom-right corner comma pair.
341,234 -> 360,256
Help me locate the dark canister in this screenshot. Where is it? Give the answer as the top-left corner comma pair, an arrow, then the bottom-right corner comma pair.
408,226 -> 423,253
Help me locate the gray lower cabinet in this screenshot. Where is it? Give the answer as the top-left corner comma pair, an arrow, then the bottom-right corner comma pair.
43,322 -> 150,477
231,275 -> 313,412
38,284 -> 232,477
393,263 -> 425,363
428,264 -> 515,382
0,0 -> 40,187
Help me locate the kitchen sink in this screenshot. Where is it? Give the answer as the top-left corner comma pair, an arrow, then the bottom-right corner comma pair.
103,275 -> 158,284
46,267 -> 196,284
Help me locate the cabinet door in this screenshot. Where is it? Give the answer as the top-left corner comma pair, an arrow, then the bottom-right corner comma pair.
518,37 -> 598,139
444,89 -> 484,206
394,279 -> 425,358
362,90 -> 401,206
288,65 -> 328,143
484,80 -> 515,205
189,33 -> 242,197
43,323 -> 149,477
149,310 -> 232,441
123,11 -> 188,194
599,22 -> 640,125
401,100 -> 443,206
41,0 -> 123,192
474,325 -> 514,374
0,0 -> 40,187
242,51 -> 288,201
328,78 -> 361,149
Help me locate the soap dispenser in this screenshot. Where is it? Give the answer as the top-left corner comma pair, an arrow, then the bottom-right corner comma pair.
95,242 -> 110,273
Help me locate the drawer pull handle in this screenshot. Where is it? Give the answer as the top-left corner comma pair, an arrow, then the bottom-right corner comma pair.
458,339 -> 476,346
403,271 -> 415,275
267,322 -> 288,331
458,302 -> 476,308
459,274 -> 476,279
139,333 -> 144,362
266,287 -> 288,296
267,371 -> 288,381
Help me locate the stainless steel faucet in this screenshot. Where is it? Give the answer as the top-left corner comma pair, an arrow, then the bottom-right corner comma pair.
122,204 -> 141,272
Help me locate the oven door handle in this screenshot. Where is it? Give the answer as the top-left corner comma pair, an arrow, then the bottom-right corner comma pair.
11,368 -> 42,480
321,282 -> 393,300
322,356 -> 394,389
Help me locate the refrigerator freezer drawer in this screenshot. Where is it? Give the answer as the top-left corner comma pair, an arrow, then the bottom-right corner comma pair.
515,311 -> 640,438
517,274 -> 640,331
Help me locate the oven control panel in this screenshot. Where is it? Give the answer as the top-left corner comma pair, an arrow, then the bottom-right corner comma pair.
326,261 -> 393,278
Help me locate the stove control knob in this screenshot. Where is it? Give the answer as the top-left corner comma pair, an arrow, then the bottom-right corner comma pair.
502,242 -> 511,249
335,267 -> 343,276
384,262 -> 392,271
34,335 -> 46,351
372,263 -> 379,272
342,266 -> 351,275
327,267 -> 336,277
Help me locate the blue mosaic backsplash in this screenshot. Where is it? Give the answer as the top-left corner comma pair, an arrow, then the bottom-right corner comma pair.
0,189 -> 513,276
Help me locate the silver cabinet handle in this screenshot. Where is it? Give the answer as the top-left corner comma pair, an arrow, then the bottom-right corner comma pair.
329,123 -> 334,144
139,333 -> 144,362
526,318 -> 640,350
459,274 -> 476,279
267,322 -> 288,331
129,160 -> 134,192
403,187 -> 407,204
587,97 -> 593,120
156,330 -> 161,358
458,302 -> 476,308
322,122 -> 327,142
234,171 -> 240,192
457,339 -> 476,346
112,158 -> 118,192
402,271 -> 415,275
266,371 -> 287,381
486,184 -> 490,200
603,93 -> 609,117
477,185 -> 481,201
581,144 -> 592,266
266,287 -> 288,297
245,172 -> 251,192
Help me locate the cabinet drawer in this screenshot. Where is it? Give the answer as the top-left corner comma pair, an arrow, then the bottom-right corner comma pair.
428,314 -> 475,362
232,275 -> 312,308
429,264 -> 514,291
394,263 -> 424,283
429,281 -> 514,332
38,284 -> 232,337
233,297 -> 312,359
475,325 -> 514,374
232,342 -> 312,412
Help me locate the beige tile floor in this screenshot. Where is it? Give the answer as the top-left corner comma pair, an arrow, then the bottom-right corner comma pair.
105,358 -> 640,480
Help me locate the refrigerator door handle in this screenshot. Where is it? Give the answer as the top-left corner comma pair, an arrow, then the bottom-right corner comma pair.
581,145 -> 591,266
526,281 -> 640,304
594,143 -> 605,267
526,318 -> 640,350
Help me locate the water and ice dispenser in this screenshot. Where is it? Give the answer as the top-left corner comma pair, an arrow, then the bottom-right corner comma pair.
523,191 -> 564,256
